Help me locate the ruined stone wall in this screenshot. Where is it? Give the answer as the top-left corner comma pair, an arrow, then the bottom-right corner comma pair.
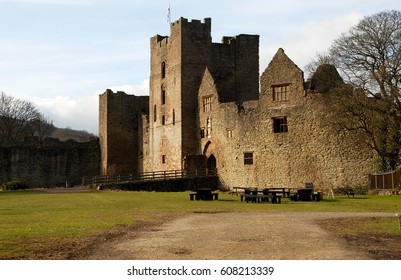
0,137 -> 100,187
198,49 -> 375,191
233,35 -> 260,103
98,90 -> 148,175
99,17 -> 375,191
199,91 -> 374,191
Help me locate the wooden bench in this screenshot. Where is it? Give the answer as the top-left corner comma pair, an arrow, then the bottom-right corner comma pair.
240,193 -> 281,204
240,193 -> 258,203
231,187 -> 249,196
263,194 -> 282,204
189,192 -> 219,201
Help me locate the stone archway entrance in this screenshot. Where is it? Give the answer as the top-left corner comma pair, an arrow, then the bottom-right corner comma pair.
207,154 -> 216,171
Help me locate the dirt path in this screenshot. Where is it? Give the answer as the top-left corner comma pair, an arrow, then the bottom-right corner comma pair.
87,211 -> 394,260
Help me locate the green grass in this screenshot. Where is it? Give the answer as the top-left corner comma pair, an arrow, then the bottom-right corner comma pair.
0,190 -> 400,259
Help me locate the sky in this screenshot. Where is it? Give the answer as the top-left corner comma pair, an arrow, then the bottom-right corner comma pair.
1,0 -> 400,135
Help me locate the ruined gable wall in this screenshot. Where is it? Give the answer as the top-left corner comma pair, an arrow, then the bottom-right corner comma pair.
199,49 -> 374,190
260,48 -> 305,107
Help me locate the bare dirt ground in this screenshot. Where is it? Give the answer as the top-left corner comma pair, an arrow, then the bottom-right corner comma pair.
75,211 -> 400,260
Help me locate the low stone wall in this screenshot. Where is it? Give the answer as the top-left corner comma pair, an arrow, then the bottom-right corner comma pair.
97,176 -> 220,192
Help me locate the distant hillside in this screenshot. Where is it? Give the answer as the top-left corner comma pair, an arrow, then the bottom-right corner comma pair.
47,126 -> 97,142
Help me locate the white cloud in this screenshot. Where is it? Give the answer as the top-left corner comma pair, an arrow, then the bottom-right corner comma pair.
108,79 -> 149,96
260,12 -> 363,74
15,79 -> 150,135
20,93 -> 98,134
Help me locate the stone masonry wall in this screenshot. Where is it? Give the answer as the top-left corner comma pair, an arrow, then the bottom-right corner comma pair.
198,49 -> 374,191
100,17 -> 376,191
0,137 -> 100,187
99,90 -> 149,175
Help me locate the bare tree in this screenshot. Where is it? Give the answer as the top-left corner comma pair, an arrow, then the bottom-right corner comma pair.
322,10 -> 401,171
29,113 -> 54,143
0,92 -> 52,143
304,51 -> 336,78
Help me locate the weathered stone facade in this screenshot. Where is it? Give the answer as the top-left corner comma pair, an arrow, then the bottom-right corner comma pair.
99,17 -> 375,190
99,89 -> 149,175
0,137 -> 100,187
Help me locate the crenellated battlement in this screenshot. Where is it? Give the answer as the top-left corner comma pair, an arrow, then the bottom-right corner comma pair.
171,17 -> 211,29
151,17 -> 212,49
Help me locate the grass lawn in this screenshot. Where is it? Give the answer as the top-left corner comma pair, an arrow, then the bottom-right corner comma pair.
0,190 -> 400,259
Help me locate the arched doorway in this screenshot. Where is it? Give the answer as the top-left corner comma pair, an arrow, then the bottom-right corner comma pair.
207,154 -> 216,171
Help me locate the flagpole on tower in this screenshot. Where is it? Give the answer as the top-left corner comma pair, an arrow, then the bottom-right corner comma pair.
167,3 -> 171,24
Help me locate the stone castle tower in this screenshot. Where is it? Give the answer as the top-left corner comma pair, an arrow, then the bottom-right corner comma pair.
99,89 -> 148,175
99,17 -> 375,190
149,18 -> 259,171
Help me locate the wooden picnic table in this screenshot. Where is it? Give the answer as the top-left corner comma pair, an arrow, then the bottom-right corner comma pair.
263,187 -> 292,198
189,188 -> 219,201
240,188 -> 282,204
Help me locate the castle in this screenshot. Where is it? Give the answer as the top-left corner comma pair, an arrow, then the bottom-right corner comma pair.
99,17 -> 375,190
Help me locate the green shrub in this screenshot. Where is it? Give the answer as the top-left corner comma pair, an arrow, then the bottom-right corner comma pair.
1,181 -> 29,191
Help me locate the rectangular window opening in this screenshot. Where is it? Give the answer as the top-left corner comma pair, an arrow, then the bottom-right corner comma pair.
272,84 -> 289,102
272,117 -> 288,133
244,152 -> 254,165
202,96 -> 212,112
200,128 -> 205,139
161,88 -> 166,105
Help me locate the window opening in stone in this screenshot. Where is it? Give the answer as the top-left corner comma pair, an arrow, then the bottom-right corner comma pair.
154,105 -> 157,122
244,152 -> 254,165
203,96 -> 212,112
162,155 -> 166,164
206,117 -> 212,138
161,87 -> 166,105
173,109 -> 175,125
272,117 -> 288,133
200,128 -> 205,139
161,62 -> 166,79
162,115 -> 165,125
272,84 -> 289,101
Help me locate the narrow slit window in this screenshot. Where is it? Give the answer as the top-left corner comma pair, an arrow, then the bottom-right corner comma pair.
200,128 -> 205,139
161,87 -> 166,105
161,62 -> 166,79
